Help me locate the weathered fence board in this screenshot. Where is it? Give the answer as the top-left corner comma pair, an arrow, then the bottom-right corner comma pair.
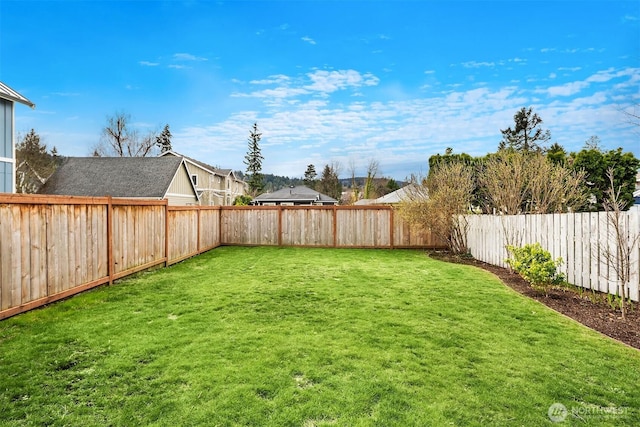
198,207 -> 221,252
1,196 -> 444,320
466,209 -> 640,301
221,208 -> 280,246
280,207 -> 334,246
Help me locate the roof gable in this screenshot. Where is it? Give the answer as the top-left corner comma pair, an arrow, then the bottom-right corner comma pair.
161,150 -> 244,182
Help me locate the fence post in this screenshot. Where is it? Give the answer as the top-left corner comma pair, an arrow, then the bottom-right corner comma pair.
197,207 -> 201,254
389,207 -> 395,249
164,200 -> 170,266
278,206 -> 283,247
107,196 -> 114,285
332,205 -> 337,247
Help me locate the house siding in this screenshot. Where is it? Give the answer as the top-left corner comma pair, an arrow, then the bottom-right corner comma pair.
166,165 -> 198,205
0,99 -> 14,193
161,151 -> 247,206
187,162 -> 225,206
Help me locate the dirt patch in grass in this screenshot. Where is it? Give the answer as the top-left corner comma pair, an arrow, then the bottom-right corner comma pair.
429,251 -> 640,350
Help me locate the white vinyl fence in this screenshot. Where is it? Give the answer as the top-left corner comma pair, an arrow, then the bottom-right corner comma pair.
465,207 -> 640,301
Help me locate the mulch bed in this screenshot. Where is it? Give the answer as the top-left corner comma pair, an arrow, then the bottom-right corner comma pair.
428,251 -> 640,350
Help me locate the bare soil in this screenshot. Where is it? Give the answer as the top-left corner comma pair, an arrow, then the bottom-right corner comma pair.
428,251 -> 640,350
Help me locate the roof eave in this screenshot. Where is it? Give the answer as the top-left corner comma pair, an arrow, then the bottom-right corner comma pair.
3,93 -> 35,109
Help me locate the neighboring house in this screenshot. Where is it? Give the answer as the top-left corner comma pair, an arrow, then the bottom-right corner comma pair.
0,82 -> 35,193
38,157 -> 199,205
253,185 -> 338,206
635,171 -> 640,205
161,151 -> 247,206
355,184 -> 422,206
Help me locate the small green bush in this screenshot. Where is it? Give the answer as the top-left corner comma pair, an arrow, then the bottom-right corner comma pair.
506,243 -> 565,294
233,195 -> 253,206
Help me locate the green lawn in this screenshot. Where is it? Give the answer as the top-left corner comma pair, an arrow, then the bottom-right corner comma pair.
1,247 -> 639,426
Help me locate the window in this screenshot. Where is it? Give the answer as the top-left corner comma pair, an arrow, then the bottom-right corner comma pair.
191,174 -> 198,186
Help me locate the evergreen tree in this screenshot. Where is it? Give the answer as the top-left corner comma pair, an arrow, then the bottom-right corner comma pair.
156,124 -> 172,153
499,107 -> 551,152
303,164 -> 317,189
386,178 -> 400,192
317,163 -> 342,201
15,129 -> 58,193
243,123 -> 264,195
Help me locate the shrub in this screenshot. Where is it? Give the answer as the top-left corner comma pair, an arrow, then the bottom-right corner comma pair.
233,195 -> 253,206
505,243 -> 565,295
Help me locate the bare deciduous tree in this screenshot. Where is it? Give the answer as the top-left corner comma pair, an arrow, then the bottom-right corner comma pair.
478,151 -> 586,215
601,168 -> 640,319
399,162 -> 474,254
525,153 -> 587,213
93,111 -> 158,157
478,151 -> 530,215
363,159 -> 379,200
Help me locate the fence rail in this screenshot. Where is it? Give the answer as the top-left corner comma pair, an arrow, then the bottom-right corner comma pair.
0,195 -> 443,319
465,208 -> 640,301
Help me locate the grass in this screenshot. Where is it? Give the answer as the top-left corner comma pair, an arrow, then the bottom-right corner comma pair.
1,247 -> 640,426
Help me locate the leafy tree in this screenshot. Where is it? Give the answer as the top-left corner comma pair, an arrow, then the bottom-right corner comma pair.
498,107 -> 551,152
93,111 -> 158,157
243,123 -> 264,196
233,195 -> 253,205
156,124 -> 172,153
546,142 -> 567,165
428,150 -> 475,173
303,164 -> 317,189
570,146 -> 639,210
15,129 -> 58,193
317,163 -> 342,201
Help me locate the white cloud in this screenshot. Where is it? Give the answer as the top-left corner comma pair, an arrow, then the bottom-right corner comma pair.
304,70 -> 380,93
250,75 -> 291,85
301,36 -> 316,45
173,53 -> 207,61
547,81 -> 590,96
139,61 -> 159,67
165,65 -> 639,179
232,69 -> 380,100
461,61 -> 495,68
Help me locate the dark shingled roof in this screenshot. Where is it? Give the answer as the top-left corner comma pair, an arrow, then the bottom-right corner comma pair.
253,185 -> 338,203
39,156 -> 185,198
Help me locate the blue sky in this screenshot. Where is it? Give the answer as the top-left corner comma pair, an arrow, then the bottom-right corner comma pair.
1,0 -> 638,180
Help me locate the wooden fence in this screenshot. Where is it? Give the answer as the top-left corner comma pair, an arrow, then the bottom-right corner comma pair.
465,208 -> 640,301
0,195 -> 443,319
